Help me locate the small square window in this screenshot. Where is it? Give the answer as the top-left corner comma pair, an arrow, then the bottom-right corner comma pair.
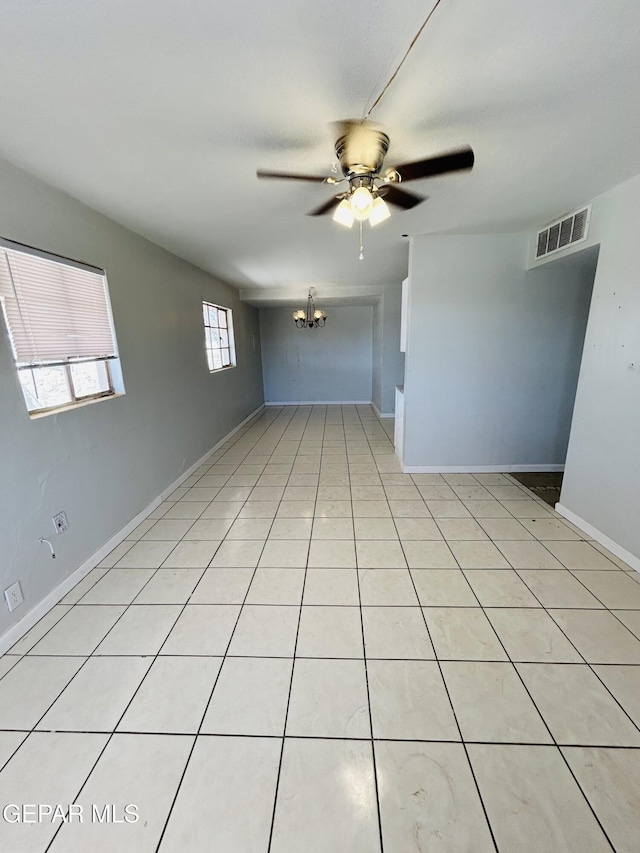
203,301 -> 236,372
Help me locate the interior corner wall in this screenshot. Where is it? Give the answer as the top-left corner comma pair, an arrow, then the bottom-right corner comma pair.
0,157 -> 264,637
559,173 -> 640,561
259,305 -> 373,403
404,232 -> 595,469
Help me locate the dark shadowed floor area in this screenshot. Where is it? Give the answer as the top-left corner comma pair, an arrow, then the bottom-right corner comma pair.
510,472 -> 563,507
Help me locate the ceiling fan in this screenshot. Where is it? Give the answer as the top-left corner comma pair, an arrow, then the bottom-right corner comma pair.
256,120 -> 474,228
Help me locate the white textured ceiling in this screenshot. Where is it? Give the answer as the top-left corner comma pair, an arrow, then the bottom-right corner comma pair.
1,0 -> 639,302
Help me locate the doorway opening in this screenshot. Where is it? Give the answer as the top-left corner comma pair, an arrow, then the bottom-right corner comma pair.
515,243 -> 600,505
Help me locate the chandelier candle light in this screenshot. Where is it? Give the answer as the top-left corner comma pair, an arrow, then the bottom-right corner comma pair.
293,291 -> 327,329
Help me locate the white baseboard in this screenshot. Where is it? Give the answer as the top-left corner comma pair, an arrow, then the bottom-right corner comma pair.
403,463 -> 566,474
371,403 -> 394,419
508,464 -> 565,472
159,403 -> 265,500
265,400 -> 372,406
555,504 -> 640,574
0,403 -> 265,657
0,499 -> 160,657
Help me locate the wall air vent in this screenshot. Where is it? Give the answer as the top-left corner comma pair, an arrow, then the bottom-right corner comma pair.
535,205 -> 591,260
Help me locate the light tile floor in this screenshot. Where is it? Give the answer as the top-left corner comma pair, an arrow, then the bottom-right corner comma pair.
1,405 -> 639,852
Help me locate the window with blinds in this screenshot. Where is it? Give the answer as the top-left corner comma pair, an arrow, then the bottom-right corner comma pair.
0,239 -> 123,415
203,301 -> 236,372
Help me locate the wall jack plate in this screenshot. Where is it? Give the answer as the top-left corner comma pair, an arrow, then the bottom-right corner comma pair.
4,581 -> 24,613
52,511 -> 69,534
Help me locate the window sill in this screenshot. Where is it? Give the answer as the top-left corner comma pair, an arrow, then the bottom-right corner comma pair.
28,392 -> 125,419
208,364 -> 236,375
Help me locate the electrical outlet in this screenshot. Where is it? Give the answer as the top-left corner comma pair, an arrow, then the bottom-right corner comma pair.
4,581 -> 24,613
52,511 -> 68,534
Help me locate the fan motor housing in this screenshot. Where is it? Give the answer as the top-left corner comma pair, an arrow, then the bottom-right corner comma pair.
335,130 -> 389,177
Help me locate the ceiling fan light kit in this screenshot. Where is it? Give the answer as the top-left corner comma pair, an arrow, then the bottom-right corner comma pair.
333,199 -> 354,228
258,122 -> 474,257
293,291 -> 326,329
350,185 -> 374,220
330,184 -> 390,229
368,195 -> 391,226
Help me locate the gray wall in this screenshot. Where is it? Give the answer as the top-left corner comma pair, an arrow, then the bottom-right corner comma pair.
404,232 -> 595,468
260,305 -> 373,403
0,158 -> 264,636
559,173 -> 640,560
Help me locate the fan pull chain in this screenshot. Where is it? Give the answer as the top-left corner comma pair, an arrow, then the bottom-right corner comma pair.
359,220 -> 364,261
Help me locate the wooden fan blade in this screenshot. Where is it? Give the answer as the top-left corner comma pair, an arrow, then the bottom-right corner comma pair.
307,195 -> 346,216
377,185 -> 426,210
392,146 -> 474,182
256,170 -> 329,183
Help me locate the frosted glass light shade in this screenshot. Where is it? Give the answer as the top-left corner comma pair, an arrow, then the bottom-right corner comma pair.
369,196 -> 391,226
350,186 -> 374,221
333,199 -> 354,228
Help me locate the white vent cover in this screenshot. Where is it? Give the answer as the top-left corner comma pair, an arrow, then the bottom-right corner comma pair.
535,205 -> 591,260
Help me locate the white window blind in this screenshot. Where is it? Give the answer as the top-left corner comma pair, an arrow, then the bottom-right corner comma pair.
0,246 -> 117,364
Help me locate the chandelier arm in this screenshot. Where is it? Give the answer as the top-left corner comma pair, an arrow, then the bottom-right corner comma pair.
292,290 -> 326,330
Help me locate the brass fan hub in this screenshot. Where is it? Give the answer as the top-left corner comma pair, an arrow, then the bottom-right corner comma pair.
335,129 -> 390,178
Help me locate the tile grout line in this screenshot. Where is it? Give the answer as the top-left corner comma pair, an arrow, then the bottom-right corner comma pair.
41,414 -> 280,853
405,473 -> 640,753
37,404 -> 287,852
490,532 -> 640,741
39,564 -> 188,851
5,726 -> 640,750
352,404 -> 386,853
513,568 -> 640,737
562,566 -> 640,642
153,403 -> 306,853
2,406 -> 639,851
13,653 -> 640,664
396,470 -> 634,850
458,528 -> 620,853
9,600 -> 640,609
362,416 -> 506,852
19,560 -> 173,774
266,403 -> 317,852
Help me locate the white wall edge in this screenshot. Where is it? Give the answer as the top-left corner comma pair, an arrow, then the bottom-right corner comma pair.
555,503 -> 640,574
371,402 -> 394,419
402,463 -> 566,473
264,400 -> 372,406
0,403 -> 265,656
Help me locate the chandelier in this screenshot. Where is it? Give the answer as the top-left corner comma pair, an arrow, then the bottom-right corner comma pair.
293,291 -> 326,329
